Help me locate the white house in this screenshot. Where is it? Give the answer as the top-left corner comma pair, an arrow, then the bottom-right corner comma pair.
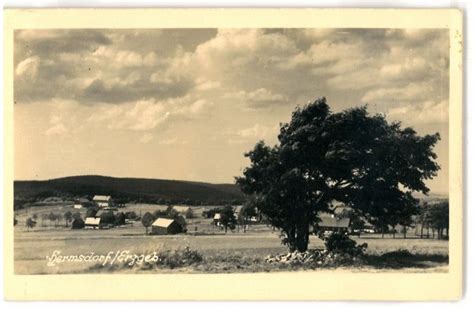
93,195 -> 113,208
84,217 -> 101,229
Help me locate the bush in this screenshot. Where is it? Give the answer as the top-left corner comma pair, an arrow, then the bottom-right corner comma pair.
318,231 -> 367,257
154,247 -> 203,269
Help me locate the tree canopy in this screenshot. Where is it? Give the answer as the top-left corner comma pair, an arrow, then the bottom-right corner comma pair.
236,98 -> 440,252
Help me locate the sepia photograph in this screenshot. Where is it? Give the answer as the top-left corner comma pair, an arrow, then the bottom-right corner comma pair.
3,8 -> 463,301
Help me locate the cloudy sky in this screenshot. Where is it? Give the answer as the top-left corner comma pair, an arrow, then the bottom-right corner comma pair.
14,28 -> 449,194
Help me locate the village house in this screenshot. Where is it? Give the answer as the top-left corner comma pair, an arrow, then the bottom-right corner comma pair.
93,195 -> 113,208
84,217 -> 101,230
151,218 -> 184,235
315,215 -> 351,233
213,213 -> 221,225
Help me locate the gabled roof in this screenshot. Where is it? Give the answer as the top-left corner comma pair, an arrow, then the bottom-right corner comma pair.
152,218 -> 175,228
318,217 -> 351,228
85,217 -> 101,225
93,195 -> 111,201
173,206 -> 191,213
233,205 -> 244,213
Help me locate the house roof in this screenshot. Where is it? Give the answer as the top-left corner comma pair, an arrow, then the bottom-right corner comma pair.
173,206 -> 191,213
152,218 -> 176,228
318,217 -> 351,228
93,195 -> 111,201
233,205 -> 244,213
85,217 -> 101,225
213,213 -> 221,220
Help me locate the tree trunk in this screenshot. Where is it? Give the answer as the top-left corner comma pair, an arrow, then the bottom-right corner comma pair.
420,223 -> 424,239
403,226 -> 407,239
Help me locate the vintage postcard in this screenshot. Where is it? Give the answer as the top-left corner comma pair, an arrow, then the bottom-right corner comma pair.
3,8 -> 463,300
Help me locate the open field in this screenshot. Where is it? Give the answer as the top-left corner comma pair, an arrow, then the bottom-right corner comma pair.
14,204 -> 449,274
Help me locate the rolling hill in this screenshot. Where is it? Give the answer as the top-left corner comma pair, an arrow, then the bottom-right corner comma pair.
14,175 -> 245,206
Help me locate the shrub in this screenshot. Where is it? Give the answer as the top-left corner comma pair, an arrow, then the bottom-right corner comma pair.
318,231 -> 367,257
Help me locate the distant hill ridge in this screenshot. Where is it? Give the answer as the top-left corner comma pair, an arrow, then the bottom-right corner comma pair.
14,175 -> 245,205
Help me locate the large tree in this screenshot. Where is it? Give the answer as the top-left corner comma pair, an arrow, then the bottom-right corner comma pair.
236,98 -> 440,252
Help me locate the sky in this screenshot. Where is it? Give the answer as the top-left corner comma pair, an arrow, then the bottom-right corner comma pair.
14,28 -> 449,194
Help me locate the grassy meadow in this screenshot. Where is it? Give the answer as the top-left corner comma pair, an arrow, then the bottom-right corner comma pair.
14,203 -> 449,274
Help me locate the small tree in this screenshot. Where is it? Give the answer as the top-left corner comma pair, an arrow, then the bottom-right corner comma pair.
141,212 -> 154,235
86,207 -> 99,218
48,212 -> 57,227
26,217 -> 36,231
72,211 -> 82,220
64,211 -> 73,227
41,213 -> 49,227
185,208 -> 195,219
114,212 -> 126,226
219,206 -> 237,233
236,98 -> 440,252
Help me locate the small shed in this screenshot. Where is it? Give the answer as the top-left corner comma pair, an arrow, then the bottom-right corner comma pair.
213,213 -> 221,225
84,217 -> 101,229
151,218 -> 183,235
73,204 -> 83,209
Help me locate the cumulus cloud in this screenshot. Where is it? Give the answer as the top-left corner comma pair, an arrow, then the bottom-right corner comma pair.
139,133 -> 154,144
15,56 -> 40,78
387,100 -> 448,125
237,124 -> 279,139
15,28 -> 449,133
225,88 -> 288,108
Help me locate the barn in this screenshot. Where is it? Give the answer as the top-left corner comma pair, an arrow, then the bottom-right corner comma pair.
151,218 -> 184,235
93,195 -> 113,208
317,217 -> 351,233
84,217 -> 101,229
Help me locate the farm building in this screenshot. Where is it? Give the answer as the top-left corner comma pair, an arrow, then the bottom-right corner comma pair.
84,217 -> 101,229
93,195 -> 113,208
233,205 -> 244,215
151,218 -> 184,235
316,216 -> 351,232
213,213 -> 221,225
173,206 -> 191,214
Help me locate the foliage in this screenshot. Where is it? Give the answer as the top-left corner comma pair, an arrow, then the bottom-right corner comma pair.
418,201 -> 449,239
125,211 -> 138,220
15,175 -> 245,207
141,212 -> 154,234
26,217 -> 37,231
100,211 -> 115,226
114,212 -> 126,226
236,98 -> 440,252
219,205 -> 237,233
72,211 -> 82,220
154,247 -> 203,269
86,207 -> 99,218
318,231 -> 367,256
185,208 -> 195,219
64,211 -> 73,227
72,218 -> 85,229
